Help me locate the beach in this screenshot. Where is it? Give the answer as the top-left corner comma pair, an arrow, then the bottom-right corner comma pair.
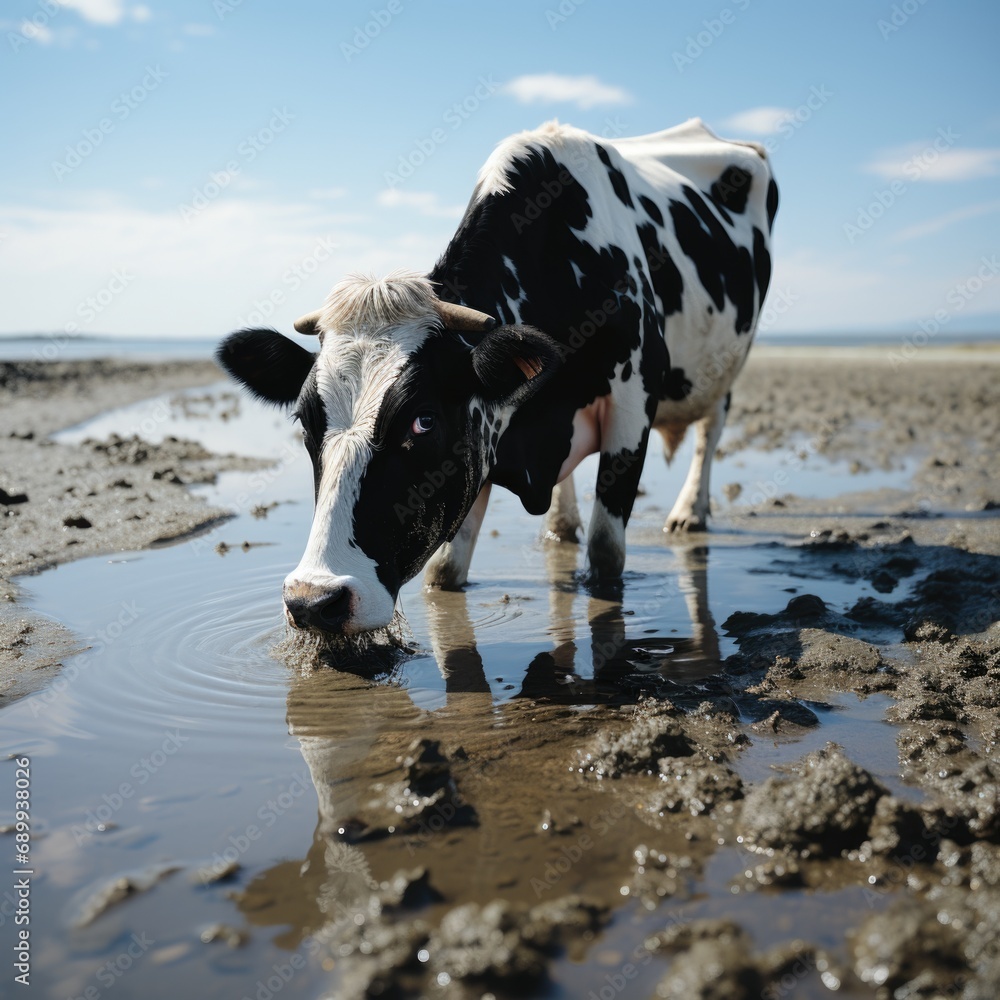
1,344 -> 999,998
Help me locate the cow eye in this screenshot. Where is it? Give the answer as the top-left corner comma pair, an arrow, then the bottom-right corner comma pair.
411,413 -> 435,435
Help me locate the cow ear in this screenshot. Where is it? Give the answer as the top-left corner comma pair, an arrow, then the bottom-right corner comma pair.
216,328 -> 316,407
468,325 -> 562,408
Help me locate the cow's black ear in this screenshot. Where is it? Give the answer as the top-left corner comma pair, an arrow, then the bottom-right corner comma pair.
216,328 -> 316,407
469,325 -> 562,408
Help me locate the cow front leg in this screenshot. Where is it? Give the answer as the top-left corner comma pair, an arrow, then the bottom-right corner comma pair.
423,484 -> 492,590
664,393 -> 728,533
586,431 -> 649,582
543,476 -> 582,543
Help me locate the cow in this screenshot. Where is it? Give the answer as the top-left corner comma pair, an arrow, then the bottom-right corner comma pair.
217,118 -> 778,636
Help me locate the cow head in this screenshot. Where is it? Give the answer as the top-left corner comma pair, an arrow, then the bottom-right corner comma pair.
217,272 -> 561,635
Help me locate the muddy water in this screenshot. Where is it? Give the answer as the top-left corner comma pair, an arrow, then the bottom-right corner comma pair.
3,385 -> 930,999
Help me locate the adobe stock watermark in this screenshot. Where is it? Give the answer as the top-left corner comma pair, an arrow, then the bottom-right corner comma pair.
200,769 -> 311,881
71,730 -> 189,844
177,107 -> 294,222
8,0 -> 68,54
51,66 -> 168,179
28,600 -> 143,717
394,440 -> 474,524
188,439 -> 303,557
382,76 -> 499,188
214,0 -> 248,19
31,267 -> 136,362
341,0 -> 407,61
530,800 -> 629,896
673,0 -> 752,73
888,254 -> 1000,369
877,0 -> 932,40
759,86 -> 833,155
234,235 -> 338,328
545,0 -> 588,29
844,127 -> 959,244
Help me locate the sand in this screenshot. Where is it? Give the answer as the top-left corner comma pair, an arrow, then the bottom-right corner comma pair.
2,345 -> 1000,998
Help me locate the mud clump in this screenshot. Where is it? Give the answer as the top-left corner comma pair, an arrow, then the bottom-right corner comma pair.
428,897 -> 606,990
332,895 -> 606,999
649,919 -> 824,1000
578,710 -> 694,778
653,754 -> 743,817
737,744 -> 885,856
853,903 -> 958,993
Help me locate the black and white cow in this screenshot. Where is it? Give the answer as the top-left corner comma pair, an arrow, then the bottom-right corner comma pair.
218,118 -> 777,635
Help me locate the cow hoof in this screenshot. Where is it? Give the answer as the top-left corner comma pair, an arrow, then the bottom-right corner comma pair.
664,514 -> 708,533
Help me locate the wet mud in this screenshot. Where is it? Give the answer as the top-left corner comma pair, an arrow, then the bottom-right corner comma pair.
1,347 -> 999,999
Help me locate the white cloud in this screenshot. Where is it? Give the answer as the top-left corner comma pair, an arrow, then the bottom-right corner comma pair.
892,200 -> 1000,243
502,73 -> 633,110
0,194 -> 451,337
19,19 -> 53,43
182,22 -> 215,36
376,188 -> 465,219
722,106 -> 795,136
61,0 -> 127,25
866,145 -> 1000,182
131,4 -> 151,21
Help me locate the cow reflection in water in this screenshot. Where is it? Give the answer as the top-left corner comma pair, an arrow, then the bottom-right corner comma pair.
237,545 -> 724,966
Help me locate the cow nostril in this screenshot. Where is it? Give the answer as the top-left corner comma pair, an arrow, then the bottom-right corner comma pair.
317,587 -> 352,628
284,585 -> 353,632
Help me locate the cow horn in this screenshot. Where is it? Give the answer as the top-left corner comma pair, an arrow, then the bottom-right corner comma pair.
293,310 -> 323,336
434,300 -> 498,333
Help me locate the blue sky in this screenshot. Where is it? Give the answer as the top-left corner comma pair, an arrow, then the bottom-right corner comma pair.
1,0 -> 998,339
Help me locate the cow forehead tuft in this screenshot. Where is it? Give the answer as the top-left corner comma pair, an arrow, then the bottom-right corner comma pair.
319,269 -> 439,338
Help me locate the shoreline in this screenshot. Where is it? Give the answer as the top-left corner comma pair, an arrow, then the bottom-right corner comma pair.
2,348 -> 998,705
0,357 -> 268,703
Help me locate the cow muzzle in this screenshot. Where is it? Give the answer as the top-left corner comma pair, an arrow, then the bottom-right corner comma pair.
282,570 -> 397,635
283,579 -> 355,633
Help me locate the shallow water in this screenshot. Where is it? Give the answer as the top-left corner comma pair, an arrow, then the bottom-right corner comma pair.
4,385 -> 928,998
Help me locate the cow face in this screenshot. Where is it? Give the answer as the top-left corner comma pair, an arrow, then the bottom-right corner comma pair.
217,273 -> 560,636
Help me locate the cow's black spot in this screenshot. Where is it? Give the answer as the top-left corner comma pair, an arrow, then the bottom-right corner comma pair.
752,226 -> 772,304
635,223 -> 684,320
710,165 -> 751,215
353,338 -> 492,595
670,186 -> 755,335
621,359 -> 632,382
594,439 -> 648,522
766,178 -> 779,232
663,367 -> 693,401
596,144 -> 634,209
638,194 -> 664,226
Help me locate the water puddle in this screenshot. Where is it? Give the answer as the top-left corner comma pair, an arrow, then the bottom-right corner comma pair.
3,384 -> 935,998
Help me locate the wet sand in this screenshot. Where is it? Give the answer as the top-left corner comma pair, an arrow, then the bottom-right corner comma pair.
2,345 -> 1000,998
0,358 -> 265,702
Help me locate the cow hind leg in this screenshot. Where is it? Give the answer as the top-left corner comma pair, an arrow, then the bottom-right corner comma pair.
424,484 -> 492,590
543,476 -> 582,543
663,394 -> 729,533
